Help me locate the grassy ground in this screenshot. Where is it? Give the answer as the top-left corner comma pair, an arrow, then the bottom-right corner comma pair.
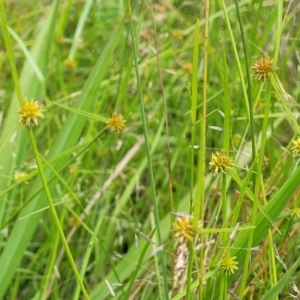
1,0 -> 300,299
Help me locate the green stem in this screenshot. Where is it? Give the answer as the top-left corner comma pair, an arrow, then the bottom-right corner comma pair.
0,0 -> 23,103
222,175 -> 228,243
185,242 -> 193,299
221,175 -> 228,299
234,0 -> 256,161
42,210 -> 64,300
186,18 -> 200,300
68,0 -> 93,60
190,16 -> 200,213
239,83 -> 272,298
195,1 -> 209,298
270,74 -> 300,134
27,128 -> 90,299
220,40 -> 231,153
220,275 -> 227,300
273,0 -> 283,66
127,1 -> 169,298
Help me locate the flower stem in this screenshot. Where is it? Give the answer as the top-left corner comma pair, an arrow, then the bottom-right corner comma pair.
27,128 -> 90,299
0,0 -> 22,104
127,1 -> 169,297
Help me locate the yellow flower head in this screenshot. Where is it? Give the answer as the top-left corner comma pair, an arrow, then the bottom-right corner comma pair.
172,212 -> 202,244
14,171 -> 27,181
173,214 -> 194,244
69,165 -> 78,174
63,58 -> 76,70
252,56 -> 275,82
18,99 -> 45,127
291,137 -> 300,157
68,216 -> 80,226
57,36 -> 65,44
219,252 -> 238,275
209,150 -> 233,174
289,207 -> 300,218
172,29 -> 183,39
183,63 -> 192,74
106,113 -> 126,133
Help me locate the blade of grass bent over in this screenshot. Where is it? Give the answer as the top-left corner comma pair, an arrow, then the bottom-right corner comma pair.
8,26 -> 45,83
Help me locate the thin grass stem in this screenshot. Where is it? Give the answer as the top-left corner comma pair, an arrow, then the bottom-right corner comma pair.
194,1 -> 209,298
0,0 -> 23,103
239,83 -> 272,297
233,0 -> 256,162
127,1 -> 169,297
273,0 -> 283,65
27,128 -> 90,299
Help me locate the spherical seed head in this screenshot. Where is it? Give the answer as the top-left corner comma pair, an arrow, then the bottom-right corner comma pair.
291,137 -> 300,157
209,150 -> 233,174
69,165 -> 78,174
183,63 -> 192,74
289,207 -> 300,217
219,252 -> 238,275
252,56 -> 274,82
68,216 -> 80,226
173,215 -> 194,244
18,99 -> 45,127
106,113 -> 126,133
63,58 -> 76,70
14,171 -> 27,181
172,29 -> 183,39
57,36 -> 65,44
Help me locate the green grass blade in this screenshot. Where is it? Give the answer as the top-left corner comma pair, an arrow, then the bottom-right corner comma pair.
7,26 -> 45,83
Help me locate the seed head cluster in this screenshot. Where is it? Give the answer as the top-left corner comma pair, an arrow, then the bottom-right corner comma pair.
252,56 -> 275,82
18,99 -> 44,127
290,207 -> 300,217
106,113 -> 126,133
14,171 -> 27,181
291,137 -> 300,157
173,213 -> 202,245
63,58 -> 76,70
209,150 -> 233,174
219,252 -> 238,275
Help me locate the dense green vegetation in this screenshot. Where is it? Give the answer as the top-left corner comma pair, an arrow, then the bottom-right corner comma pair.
1,0 -> 300,299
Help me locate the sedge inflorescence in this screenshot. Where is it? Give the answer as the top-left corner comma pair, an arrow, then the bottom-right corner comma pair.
173,213 -> 202,244
106,113 -> 126,133
219,252 -> 238,275
63,58 -> 76,70
172,29 -> 183,40
18,99 -> 45,127
209,150 -> 233,174
252,56 -> 275,82
14,171 -> 27,181
291,137 -> 300,157
289,207 -> 300,218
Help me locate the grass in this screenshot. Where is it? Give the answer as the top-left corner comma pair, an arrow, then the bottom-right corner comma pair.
1,0 -> 300,299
